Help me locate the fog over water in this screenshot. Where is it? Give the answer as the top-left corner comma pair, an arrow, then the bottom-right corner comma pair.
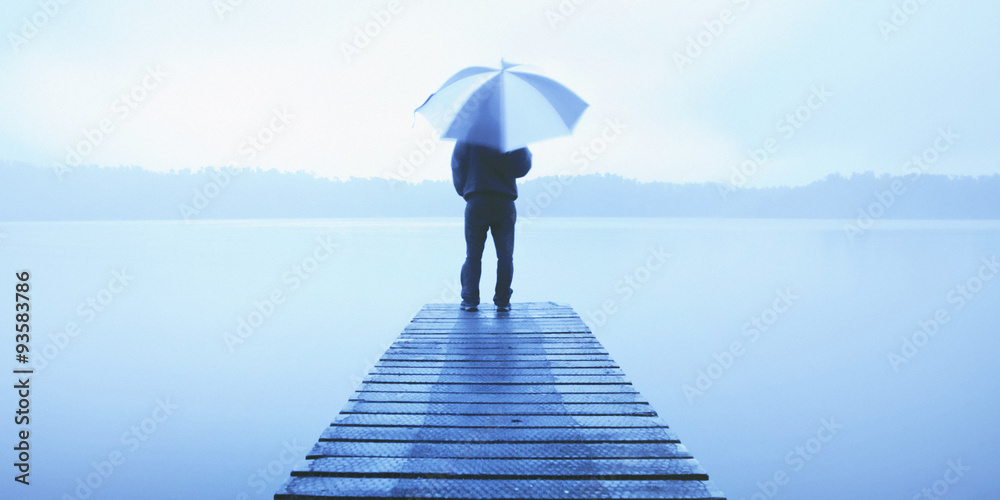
1,218 -> 997,499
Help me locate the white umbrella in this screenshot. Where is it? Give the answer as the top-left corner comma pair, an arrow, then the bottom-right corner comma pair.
416,59 -> 588,152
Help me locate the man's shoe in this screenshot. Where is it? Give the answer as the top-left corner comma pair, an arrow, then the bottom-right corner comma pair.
495,304 -> 511,312
460,301 -> 478,312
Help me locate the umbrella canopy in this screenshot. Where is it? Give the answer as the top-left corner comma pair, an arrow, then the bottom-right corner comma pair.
416,60 -> 588,152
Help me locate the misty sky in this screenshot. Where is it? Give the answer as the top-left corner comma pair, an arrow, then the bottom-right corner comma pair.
1,0 -> 997,186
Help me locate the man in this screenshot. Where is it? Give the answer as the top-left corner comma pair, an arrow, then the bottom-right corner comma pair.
451,141 -> 531,312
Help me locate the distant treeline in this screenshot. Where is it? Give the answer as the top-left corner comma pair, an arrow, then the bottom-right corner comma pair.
0,161 -> 997,221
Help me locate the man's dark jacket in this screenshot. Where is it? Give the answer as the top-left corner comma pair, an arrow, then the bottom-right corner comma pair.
451,142 -> 531,200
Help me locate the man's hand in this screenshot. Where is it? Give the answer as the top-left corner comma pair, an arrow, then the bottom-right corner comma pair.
509,147 -> 531,178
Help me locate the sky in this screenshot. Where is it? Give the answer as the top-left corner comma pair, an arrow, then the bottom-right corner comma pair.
0,0 -> 997,187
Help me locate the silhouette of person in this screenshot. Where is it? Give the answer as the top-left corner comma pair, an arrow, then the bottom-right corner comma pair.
451,141 -> 531,312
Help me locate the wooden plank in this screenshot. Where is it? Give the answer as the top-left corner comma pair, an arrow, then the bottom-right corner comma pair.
374,362 -> 621,369
328,414 -> 670,428
276,477 -> 725,499
354,383 -> 639,394
351,392 -> 646,404
339,401 -> 656,416
320,426 -> 679,443
362,375 -> 629,385
379,354 -> 613,362
391,341 -> 604,346
296,456 -> 703,477
305,441 -> 693,460
408,320 -> 589,327
419,302 -> 570,310
404,326 -> 591,333
385,347 -> 609,353
369,367 -> 625,376
277,477 -> 726,499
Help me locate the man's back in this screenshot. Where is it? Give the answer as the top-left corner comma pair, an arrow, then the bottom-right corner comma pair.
452,142 -> 531,200
451,142 -> 531,312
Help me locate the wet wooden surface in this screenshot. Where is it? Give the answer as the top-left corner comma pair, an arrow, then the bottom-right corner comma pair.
275,302 -> 725,499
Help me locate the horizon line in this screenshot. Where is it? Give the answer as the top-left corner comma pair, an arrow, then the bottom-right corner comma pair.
4,159 -> 997,189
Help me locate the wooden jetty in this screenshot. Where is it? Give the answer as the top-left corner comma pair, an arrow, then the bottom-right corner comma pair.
275,302 -> 726,499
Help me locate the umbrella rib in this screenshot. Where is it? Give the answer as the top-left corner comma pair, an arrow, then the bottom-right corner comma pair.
442,72 -> 502,144
507,70 -> 588,129
436,66 -> 497,91
519,78 -> 571,134
497,72 -> 508,152
502,72 -> 575,143
417,71 -> 498,117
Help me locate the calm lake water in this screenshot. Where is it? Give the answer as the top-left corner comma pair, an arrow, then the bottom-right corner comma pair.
1,218 -> 998,499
